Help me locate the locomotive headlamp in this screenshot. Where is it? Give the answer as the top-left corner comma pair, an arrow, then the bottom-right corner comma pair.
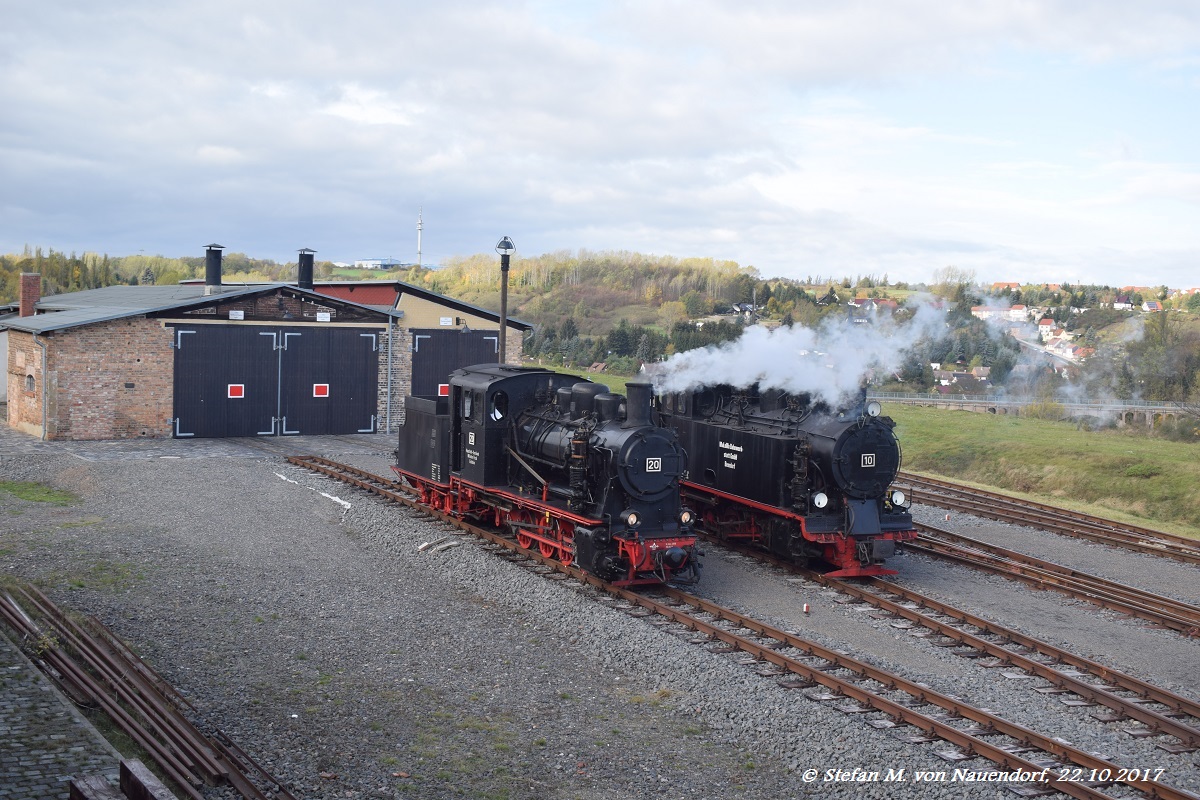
866,401 -> 882,418
679,509 -> 695,526
812,492 -> 829,509
890,490 -> 907,507
622,510 -> 641,528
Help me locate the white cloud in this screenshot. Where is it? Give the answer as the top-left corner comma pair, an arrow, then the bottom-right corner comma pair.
1,1 -> 1198,288
320,84 -> 420,126
195,145 -> 248,165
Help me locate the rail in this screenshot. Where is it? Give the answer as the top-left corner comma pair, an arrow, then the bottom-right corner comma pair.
0,585 -> 294,800
895,472 -> 1200,565
289,456 -> 1200,800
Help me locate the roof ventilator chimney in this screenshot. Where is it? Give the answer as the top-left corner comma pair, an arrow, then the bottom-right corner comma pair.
204,244 -> 225,296
297,248 -> 316,290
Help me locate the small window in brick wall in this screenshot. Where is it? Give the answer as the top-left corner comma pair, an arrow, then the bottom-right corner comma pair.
25,374 -> 35,392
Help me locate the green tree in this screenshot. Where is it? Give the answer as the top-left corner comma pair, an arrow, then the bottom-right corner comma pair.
681,290 -> 709,318
607,320 -> 633,357
658,301 -> 688,328
635,334 -> 652,363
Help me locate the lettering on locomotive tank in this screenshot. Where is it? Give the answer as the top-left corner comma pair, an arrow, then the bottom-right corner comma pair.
719,440 -> 742,469
646,458 -> 662,472
862,453 -> 876,468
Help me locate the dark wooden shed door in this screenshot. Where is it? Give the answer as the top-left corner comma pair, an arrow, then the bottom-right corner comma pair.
172,326 -> 379,437
410,328 -> 499,396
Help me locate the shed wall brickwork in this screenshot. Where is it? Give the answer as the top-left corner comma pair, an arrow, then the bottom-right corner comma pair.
6,330 -> 45,438
378,325 -> 411,432
180,294 -> 340,321
6,318 -> 175,440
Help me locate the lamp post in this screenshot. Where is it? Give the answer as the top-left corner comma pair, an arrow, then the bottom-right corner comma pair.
495,236 -> 515,364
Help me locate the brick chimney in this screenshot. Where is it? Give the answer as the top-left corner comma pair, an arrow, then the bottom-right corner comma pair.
19,273 -> 41,317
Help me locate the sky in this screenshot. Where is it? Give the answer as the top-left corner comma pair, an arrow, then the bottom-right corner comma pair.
2,1 -> 1199,288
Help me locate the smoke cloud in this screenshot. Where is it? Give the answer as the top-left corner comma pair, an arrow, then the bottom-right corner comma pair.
648,302 -> 948,406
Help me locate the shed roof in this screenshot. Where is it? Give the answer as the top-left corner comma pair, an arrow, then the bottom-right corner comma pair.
0,283 -> 400,334
179,278 -> 533,331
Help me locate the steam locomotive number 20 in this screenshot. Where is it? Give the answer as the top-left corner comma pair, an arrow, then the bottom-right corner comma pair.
394,364 -> 701,585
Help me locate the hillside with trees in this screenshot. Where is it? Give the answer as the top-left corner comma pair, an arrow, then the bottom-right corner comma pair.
0,246 -> 335,298
5,246 -> 1198,425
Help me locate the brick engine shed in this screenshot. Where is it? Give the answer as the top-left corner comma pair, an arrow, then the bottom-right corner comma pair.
2,247 -> 529,441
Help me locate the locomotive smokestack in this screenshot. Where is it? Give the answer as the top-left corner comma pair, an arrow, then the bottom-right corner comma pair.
297,248 -> 316,290
204,243 -> 224,296
624,381 -> 653,428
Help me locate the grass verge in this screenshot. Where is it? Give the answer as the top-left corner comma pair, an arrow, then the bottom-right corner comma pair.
0,481 -> 77,505
886,405 -> 1200,537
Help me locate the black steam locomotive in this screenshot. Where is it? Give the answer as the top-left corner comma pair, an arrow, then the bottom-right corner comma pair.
657,383 -> 915,577
393,364 -> 700,585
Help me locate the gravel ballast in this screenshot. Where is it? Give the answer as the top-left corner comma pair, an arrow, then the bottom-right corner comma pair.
1,439 -> 1196,799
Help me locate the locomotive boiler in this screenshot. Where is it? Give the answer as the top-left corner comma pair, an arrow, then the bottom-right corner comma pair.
657,383 -> 915,577
394,364 -> 700,585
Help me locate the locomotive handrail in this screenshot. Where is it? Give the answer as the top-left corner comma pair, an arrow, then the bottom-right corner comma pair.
505,445 -> 548,486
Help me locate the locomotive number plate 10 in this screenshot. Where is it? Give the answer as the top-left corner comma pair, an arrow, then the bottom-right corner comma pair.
646,458 -> 662,472
862,454 -> 876,468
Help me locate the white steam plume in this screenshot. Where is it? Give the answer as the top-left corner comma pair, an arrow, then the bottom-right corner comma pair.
648,302 -> 948,406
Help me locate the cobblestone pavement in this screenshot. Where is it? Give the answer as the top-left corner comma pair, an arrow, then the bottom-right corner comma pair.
0,634 -> 120,800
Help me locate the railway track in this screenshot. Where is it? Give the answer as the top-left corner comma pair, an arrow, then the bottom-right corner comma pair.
701,535 -> 1200,753
238,433 -> 397,458
288,455 -> 1200,800
911,525 -> 1200,638
896,472 -> 1200,566
0,584 -> 294,800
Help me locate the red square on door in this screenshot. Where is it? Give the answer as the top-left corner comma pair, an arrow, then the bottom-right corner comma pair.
228,384 -> 245,399
313,383 -> 330,398
438,383 -> 450,397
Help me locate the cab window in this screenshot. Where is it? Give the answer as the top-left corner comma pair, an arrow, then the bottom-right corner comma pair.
490,391 -> 508,422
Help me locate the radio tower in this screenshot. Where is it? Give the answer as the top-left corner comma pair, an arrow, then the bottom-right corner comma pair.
416,208 -> 423,267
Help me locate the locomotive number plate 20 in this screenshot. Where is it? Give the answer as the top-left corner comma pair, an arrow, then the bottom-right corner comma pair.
646,458 -> 662,472
862,454 -> 876,467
